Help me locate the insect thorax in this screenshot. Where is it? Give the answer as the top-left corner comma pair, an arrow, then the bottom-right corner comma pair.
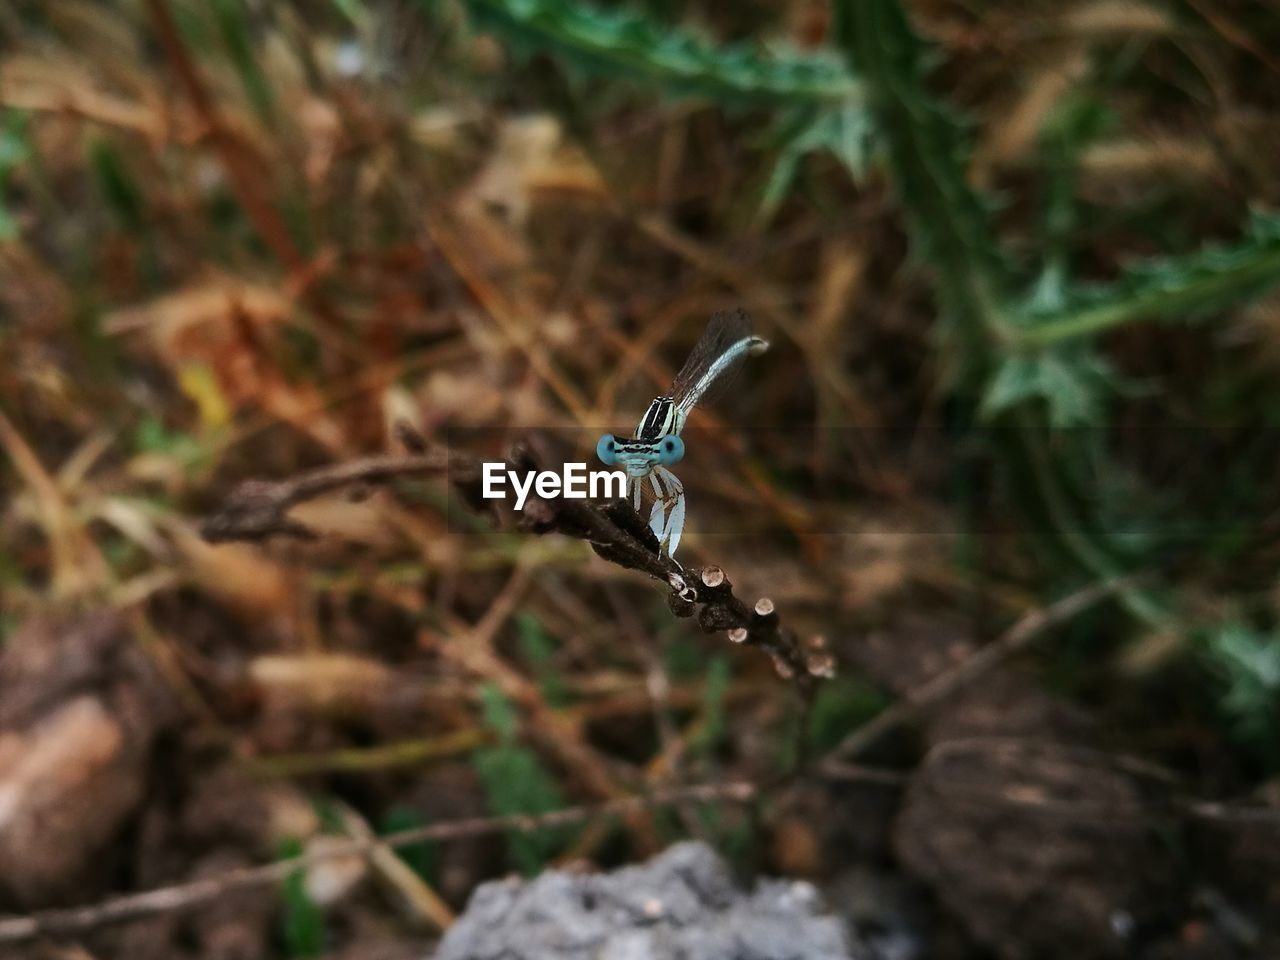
636,395 -> 677,440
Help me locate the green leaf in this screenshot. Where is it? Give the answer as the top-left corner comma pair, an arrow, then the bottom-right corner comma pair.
472,685 -> 573,874
278,836 -> 325,958
832,0 -> 1174,630
328,0 -> 364,25
212,0 -> 276,123
0,206 -> 16,243
472,745 -> 570,874
0,110 -> 31,242
516,613 -> 570,708
1205,619 -> 1280,749
90,140 -> 145,231
982,348 -> 1118,428
691,655 -> 731,759
806,676 -> 889,753
456,2 -> 873,219
663,635 -> 705,679
380,808 -> 438,882
0,111 -> 29,169
1209,621 -> 1280,708
460,0 -> 861,106
479,682 -> 519,740
1040,92 -> 1116,152
1017,210 -> 1280,345
754,103 -> 875,222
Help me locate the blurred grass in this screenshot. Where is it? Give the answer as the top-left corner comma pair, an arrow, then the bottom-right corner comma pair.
3,0 -> 1280,942
472,684 -> 575,875
279,835 -> 326,958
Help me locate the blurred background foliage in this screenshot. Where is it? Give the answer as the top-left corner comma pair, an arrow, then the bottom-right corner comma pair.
3,0 -> 1280,956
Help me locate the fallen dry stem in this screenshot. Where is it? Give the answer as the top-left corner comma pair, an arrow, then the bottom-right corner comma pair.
0,781 -> 756,944
3,716 -> 1273,946
822,577 -> 1134,769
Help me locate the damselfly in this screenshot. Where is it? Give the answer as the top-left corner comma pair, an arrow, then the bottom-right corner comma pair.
596,309 -> 768,557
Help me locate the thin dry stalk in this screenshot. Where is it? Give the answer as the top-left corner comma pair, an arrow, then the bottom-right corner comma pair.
822,578 -> 1132,768
0,781 -> 756,945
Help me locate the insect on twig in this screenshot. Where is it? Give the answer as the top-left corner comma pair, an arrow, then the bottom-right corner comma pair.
595,309 -> 769,557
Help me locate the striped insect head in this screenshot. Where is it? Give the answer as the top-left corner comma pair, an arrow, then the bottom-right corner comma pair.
596,435 -> 683,478
595,395 -> 686,478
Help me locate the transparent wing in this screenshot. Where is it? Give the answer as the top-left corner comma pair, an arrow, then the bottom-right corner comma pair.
668,309 -> 767,425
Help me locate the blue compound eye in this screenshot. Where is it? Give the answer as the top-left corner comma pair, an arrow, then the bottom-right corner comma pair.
657,435 -> 684,465
596,434 -> 618,465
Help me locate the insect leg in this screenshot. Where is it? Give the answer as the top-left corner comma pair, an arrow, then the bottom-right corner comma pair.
647,472 -> 668,543
655,467 -> 685,556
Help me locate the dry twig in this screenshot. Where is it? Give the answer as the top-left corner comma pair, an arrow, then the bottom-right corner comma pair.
0,781 -> 755,945
822,577 -> 1131,770
201,431 -> 831,699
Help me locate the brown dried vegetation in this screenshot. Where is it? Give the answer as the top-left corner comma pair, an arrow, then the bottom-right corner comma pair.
3,1 -> 1280,959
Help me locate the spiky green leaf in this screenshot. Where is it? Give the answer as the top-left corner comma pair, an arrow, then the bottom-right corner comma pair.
1206,619 -> 1280,746
982,349 -> 1117,428
834,0 -> 1171,628
754,103 -> 875,221
1017,210 -> 1280,344
461,0 -> 861,106
832,0 -> 1009,375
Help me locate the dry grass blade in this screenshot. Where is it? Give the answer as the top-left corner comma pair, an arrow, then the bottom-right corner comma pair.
0,410 -> 109,598
331,800 -> 456,932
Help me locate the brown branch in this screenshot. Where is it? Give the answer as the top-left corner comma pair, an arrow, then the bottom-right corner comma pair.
200,431 -> 831,698
0,781 -> 756,945
821,577 -> 1133,769
200,450 -> 469,542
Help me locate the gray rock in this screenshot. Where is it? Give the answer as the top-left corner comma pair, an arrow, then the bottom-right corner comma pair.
434,841 -> 861,960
